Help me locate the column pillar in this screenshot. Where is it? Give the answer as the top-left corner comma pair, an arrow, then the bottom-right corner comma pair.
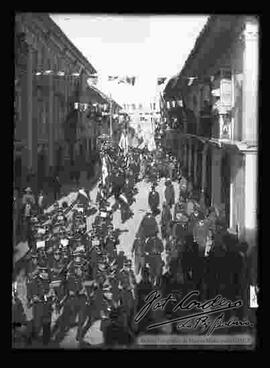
200,144 -> 208,210
48,73 -> 54,168
211,148 -> 222,207
188,139 -> 192,179
193,141 -> 198,186
26,44 -> 33,171
244,150 -> 257,251
242,19 -> 259,144
184,142 -> 188,174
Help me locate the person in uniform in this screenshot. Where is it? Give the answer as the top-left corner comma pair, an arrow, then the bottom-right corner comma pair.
27,266 -> 54,346
48,249 -> 66,312
160,202 -> 172,240
148,186 -> 160,216
137,212 -> 159,241
144,235 -> 164,286
54,260 -> 87,344
165,235 -> 178,273
119,260 -> 136,333
132,236 -> 145,276
174,196 -> 187,221
164,180 -> 175,209
26,250 -> 39,281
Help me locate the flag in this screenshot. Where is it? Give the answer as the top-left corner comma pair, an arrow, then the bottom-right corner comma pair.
127,77 -> 136,86
119,193 -> 128,205
147,135 -> 156,152
77,188 -> 90,206
118,132 -> 129,155
157,77 -> 167,85
185,77 -> 198,87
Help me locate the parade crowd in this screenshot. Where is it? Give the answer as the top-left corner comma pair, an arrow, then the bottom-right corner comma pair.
12,135 -> 253,348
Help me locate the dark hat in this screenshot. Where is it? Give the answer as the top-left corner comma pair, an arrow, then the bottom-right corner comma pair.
109,308 -> 119,320
124,259 -> 132,266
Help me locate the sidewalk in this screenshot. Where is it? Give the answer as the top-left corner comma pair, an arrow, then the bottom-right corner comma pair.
45,166 -> 101,213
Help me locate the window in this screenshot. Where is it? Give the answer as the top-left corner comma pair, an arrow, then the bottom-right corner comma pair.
132,104 -> 136,110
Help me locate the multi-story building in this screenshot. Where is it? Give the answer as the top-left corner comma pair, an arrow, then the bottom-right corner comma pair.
14,13 -> 97,193
163,15 -> 259,252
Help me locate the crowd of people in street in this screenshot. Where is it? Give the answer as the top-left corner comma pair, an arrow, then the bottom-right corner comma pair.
12,133 -> 255,348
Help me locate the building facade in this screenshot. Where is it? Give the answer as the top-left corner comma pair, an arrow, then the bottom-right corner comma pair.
14,13 -> 96,193
163,15 -> 259,252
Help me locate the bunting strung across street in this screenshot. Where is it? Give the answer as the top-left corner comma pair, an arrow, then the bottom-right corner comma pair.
118,76 -> 136,86
108,76 -> 119,81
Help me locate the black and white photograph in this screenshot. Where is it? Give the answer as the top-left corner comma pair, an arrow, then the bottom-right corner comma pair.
13,13 -> 259,350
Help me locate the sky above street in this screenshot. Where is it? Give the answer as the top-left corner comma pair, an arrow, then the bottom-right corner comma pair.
50,14 -> 209,104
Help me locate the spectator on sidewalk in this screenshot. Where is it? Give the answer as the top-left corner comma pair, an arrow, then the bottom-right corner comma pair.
22,187 -> 35,207
37,190 -> 47,215
52,173 -> 62,201
21,188 -> 34,244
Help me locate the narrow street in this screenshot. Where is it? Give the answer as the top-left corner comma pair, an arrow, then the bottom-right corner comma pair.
14,175 -> 180,348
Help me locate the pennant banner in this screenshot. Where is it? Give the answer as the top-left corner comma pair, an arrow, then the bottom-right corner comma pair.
108,76 -> 119,82
118,76 -> 136,86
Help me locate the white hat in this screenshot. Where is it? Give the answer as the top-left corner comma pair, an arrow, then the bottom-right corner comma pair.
37,240 -> 45,249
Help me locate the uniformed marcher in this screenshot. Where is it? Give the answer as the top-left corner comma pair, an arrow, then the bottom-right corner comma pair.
144,235 -> 164,286
132,236 -> 145,276
148,186 -> 160,215
164,179 -> 175,209
137,212 -> 159,240
27,266 -> 54,346
161,202 -> 172,240
55,260 -> 87,344
174,196 -> 187,221
48,249 -> 66,312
